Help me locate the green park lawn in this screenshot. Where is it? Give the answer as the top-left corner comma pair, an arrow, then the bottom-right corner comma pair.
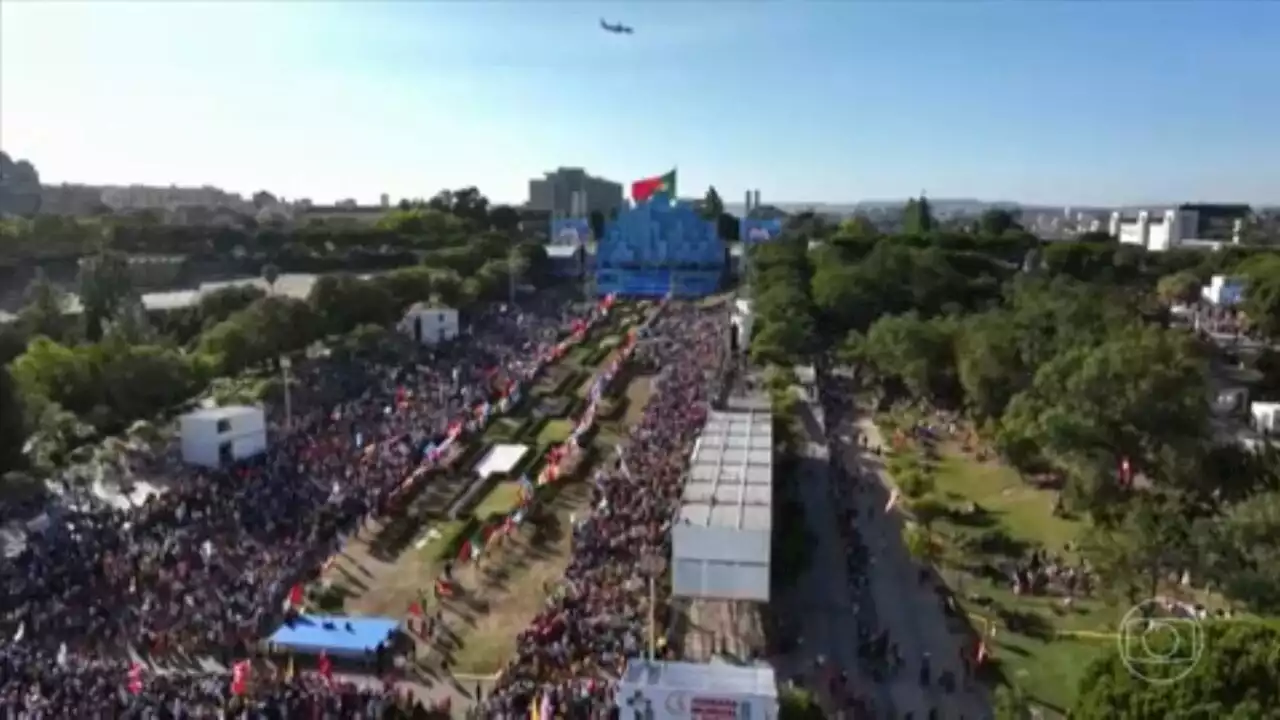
473,480 -> 524,520
922,446 -> 1117,715
536,418 -> 575,447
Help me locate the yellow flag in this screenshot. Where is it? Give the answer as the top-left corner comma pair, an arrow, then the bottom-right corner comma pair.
284,654 -> 295,682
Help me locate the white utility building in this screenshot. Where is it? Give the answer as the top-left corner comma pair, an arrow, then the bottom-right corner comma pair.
400,303 -> 459,346
615,659 -> 778,720
672,408 -> 773,602
179,406 -> 267,468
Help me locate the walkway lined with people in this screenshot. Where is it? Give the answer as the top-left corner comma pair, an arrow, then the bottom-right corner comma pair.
476,303 -> 729,718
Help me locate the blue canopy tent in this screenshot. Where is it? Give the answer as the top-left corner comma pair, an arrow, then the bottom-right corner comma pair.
267,614 -> 400,660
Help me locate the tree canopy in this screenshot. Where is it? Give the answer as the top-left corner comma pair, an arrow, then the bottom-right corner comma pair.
1072,622 -> 1280,719
747,213 -> 1280,625
0,186 -> 549,480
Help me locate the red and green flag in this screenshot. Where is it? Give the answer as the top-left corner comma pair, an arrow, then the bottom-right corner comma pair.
631,169 -> 677,203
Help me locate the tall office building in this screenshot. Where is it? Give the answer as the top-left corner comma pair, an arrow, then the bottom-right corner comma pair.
527,167 -> 624,218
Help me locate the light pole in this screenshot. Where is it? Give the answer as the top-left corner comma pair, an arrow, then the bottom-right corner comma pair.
640,553 -> 666,661
279,356 -> 293,429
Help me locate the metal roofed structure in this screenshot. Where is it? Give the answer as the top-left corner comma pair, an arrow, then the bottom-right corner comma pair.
615,659 -> 778,719
672,408 -> 773,602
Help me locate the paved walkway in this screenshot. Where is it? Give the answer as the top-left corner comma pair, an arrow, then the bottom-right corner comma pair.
777,398 -> 894,716
840,412 -> 991,719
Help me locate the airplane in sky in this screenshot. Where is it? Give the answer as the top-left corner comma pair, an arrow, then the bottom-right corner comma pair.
600,18 -> 634,35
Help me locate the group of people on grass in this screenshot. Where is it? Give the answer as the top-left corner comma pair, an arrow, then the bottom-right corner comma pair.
478,303 -> 728,719
0,292 -> 598,717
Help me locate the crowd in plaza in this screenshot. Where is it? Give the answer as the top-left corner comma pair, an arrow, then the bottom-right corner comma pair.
0,292 -> 596,716
478,304 -> 728,719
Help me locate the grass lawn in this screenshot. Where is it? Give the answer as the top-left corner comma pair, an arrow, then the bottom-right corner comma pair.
921,445 -> 1115,715
473,481 -> 524,520
536,418 -> 575,447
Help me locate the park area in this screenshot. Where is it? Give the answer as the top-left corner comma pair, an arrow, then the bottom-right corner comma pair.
877,409 -> 1125,714
300,301 -> 659,687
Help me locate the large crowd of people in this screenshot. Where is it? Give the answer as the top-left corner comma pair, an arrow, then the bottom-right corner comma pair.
0,291 -> 599,716
478,303 -> 728,719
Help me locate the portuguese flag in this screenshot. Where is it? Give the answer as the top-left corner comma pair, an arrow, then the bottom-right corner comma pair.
631,169 -> 677,203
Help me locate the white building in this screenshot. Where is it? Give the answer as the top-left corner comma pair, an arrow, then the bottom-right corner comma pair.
615,659 -> 778,720
1252,402 -> 1280,435
1202,274 -> 1245,306
400,303 -> 459,345
179,406 -> 267,468
673,409 -> 773,602
1110,205 -> 1247,252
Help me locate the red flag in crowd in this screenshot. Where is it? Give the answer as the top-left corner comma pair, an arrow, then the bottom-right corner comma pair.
434,578 -> 455,598
288,583 -> 304,609
231,660 -> 251,696
317,651 -> 333,685
408,601 -> 423,618
127,662 -> 144,695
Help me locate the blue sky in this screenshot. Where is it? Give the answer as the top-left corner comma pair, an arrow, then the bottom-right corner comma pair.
3,1 -> 1276,207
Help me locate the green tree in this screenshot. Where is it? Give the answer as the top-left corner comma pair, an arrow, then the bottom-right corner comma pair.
18,269 -> 71,341
903,195 -> 935,234
487,204 -> 521,233
997,325 -> 1209,515
1194,489 -> 1280,612
978,208 -> 1020,237
861,312 -> 956,400
993,684 -> 1034,720
778,687 -> 825,720
1081,492 -> 1194,602
1238,254 -> 1280,338
1155,271 -> 1202,306
902,520 -> 940,565
1072,622 -> 1280,719
77,250 -> 135,342
701,186 -> 724,220
954,310 -> 1024,420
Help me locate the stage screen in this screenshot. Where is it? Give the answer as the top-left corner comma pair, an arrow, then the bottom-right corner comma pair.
740,218 -> 782,244
550,218 -> 591,246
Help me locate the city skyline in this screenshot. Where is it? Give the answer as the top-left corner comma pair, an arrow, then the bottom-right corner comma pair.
3,2 -> 1278,207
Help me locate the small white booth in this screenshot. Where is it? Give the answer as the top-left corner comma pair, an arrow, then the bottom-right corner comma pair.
180,406 -> 267,468
615,659 -> 778,720
401,303 -> 459,346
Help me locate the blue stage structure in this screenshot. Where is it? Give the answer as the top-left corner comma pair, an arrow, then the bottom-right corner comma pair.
267,614 -> 400,659
595,195 -> 725,298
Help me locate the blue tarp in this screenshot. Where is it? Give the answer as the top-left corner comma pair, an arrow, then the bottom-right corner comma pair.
267,614 -> 399,658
